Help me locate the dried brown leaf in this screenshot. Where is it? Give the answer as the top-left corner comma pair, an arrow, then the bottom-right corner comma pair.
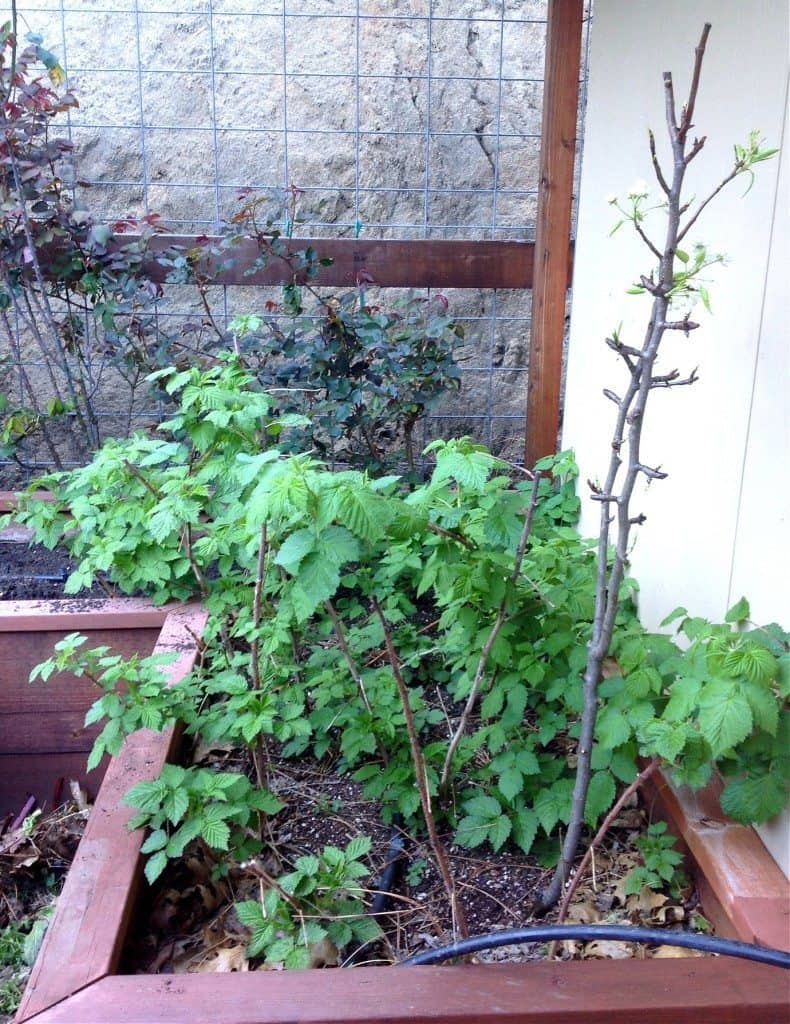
194,944 -> 250,973
582,939 -> 634,960
652,944 -> 705,959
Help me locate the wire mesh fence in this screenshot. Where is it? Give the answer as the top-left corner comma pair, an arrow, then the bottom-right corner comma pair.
1,0 -> 591,485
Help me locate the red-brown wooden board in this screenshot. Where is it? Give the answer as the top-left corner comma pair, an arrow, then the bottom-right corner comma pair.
525,0 -> 584,467
14,602 -> 208,1023
644,769 -> 790,952
0,607 -> 164,812
9,600 -> 789,1023
20,960 -> 790,1024
120,236 -> 555,291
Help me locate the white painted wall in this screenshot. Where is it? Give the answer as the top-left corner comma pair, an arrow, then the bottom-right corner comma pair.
563,1 -> 789,873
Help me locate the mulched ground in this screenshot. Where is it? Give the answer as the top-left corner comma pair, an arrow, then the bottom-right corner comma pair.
0,793 -> 91,1024
123,749 -> 709,974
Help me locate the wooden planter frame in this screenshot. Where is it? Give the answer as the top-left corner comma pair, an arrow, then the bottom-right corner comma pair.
1,598 -> 787,1023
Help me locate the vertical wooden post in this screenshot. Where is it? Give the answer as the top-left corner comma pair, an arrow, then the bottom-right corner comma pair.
525,0 -> 584,467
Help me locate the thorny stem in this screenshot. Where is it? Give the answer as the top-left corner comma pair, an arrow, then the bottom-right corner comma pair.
325,598 -> 390,769
250,524 -> 271,791
371,597 -> 468,940
439,471 -> 543,794
538,25 -> 718,913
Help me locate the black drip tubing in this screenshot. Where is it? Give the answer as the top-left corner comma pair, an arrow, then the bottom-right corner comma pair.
399,924 -> 790,969
345,818 -> 407,967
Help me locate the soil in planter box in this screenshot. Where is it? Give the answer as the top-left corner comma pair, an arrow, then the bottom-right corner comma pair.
0,535 -> 106,601
0,793 -> 90,1022
122,752 -> 710,974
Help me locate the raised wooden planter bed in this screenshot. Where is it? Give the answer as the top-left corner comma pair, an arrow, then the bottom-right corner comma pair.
3,600 -> 787,1022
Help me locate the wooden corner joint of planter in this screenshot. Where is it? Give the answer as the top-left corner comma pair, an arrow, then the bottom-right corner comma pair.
644,766 -> 790,952
14,601 -> 208,1024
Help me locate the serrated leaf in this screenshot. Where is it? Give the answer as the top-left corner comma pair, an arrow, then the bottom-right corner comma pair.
720,773 -> 788,824
140,828 -> 168,854
345,836 -> 372,861
291,553 -> 340,622
432,448 -> 491,491
166,819 -> 202,858
740,679 -> 779,736
584,771 -> 616,827
455,815 -> 490,848
596,707 -> 632,750
265,937 -> 295,963
698,682 -> 753,757
488,814 -> 512,852
534,780 -> 573,835
286,942 -> 311,966
350,914 -> 382,943
725,596 -> 750,623
201,818 -> 231,850
301,921 -> 328,945
511,808 -> 538,854
294,855 -> 320,876
235,900 -> 265,929
321,845 -> 345,868
163,787 -> 189,826
498,767 -> 523,802
329,485 -> 390,543
463,794 -> 502,820
663,676 -> 701,722
725,643 -> 777,685
160,764 -> 187,788
144,850 -> 168,885
275,528 -> 315,574
660,606 -> 688,628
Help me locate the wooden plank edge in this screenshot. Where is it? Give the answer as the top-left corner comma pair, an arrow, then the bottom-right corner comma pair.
525,0 -> 584,467
644,768 -> 790,951
20,959 -> 790,1024
16,604 -> 207,1022
107,234 -> 569,290
0,491 -> 54,512
0,598 -> 171,632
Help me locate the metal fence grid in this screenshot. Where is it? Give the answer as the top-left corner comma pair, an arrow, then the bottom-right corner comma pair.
2,1 -> 592,484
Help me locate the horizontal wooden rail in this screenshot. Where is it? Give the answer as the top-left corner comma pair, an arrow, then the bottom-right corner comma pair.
118,235 -> 573,290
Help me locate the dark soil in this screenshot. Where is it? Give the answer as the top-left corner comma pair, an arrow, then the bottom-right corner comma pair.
123,749 -> 709,974
0,532 -> 105,601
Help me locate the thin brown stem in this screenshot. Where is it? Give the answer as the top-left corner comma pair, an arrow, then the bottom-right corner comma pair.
326,599 -> 389,768
371,597 -> 468,939
548,756 -> 662,957
249,524 -> 271,791
680,23 -> 712,137
439,472 -> 543,793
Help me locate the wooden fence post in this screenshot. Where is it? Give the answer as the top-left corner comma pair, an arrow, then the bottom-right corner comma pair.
525,0 -> 584,467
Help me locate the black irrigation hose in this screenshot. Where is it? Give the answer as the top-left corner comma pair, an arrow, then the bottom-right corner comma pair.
399,924 -> 790,969
345,817 -> 408,967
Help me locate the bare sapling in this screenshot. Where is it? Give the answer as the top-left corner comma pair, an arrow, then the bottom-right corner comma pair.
538,23 -> 777,912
